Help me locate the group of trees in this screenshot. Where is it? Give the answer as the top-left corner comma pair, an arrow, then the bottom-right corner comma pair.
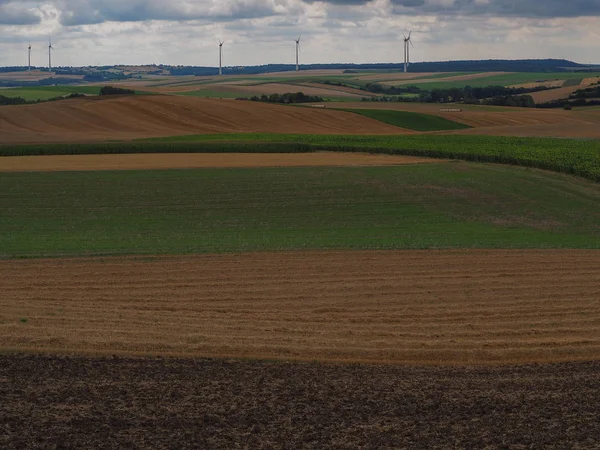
243,92 -> 324,104
0,95 -> 27,105
482,95 -> 535,107
355,84 -> 540,107
99,86 -> 135,95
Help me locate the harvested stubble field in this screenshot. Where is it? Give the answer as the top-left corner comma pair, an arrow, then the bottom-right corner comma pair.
0,152 -> 436,172
2,354 -> 600,449
2,250 -> 600,365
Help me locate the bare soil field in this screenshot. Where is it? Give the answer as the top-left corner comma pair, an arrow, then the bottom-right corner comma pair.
2,250 -> 600,365
2,354 -> 599,449
0,95 -> 407,144
0,152 -> 437,172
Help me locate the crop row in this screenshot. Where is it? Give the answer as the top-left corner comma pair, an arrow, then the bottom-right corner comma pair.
2,134 -> 599,182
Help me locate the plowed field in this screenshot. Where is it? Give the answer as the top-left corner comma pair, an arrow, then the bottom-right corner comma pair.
2,355 -> 599,449
0,95 -> 406,144
3,250 -> 600,365
0,152 -> 436,172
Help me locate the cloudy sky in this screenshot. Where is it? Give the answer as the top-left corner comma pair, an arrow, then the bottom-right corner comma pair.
1,0 -> 599,68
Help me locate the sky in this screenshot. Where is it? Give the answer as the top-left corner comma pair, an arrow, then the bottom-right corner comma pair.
1,0 -> 599,68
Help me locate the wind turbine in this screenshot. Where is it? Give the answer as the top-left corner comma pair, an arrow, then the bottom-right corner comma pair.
403,31 -> 413,73
295,36 -> 301,72
218,39 -> 224,76
48,38 -> 54,73
28,42 -> 32,74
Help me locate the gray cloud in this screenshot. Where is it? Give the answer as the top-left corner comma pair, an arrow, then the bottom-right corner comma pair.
314,0 -> 600,18
0,1 -> 42,25
55,0 -> 289,26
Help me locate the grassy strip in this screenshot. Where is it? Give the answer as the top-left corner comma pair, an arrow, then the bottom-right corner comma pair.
2,163 -> 600,258
2,134 -> 600,182
562,78 -> 583,88
339,109 -> 471,131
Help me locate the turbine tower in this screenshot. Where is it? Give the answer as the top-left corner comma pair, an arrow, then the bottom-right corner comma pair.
295,36 -> 301,72
218,40 -> 224,76
403,31 -> 413,73
28,42 -> 32,74
48,39 -> 54,73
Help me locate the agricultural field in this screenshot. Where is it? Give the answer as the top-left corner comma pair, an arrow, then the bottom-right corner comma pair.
383,71 -> 600,89
3,355 -> 600,449
3,70 -> 600,447
3,250 -> 600,364
0,85 -> 103,101
2,162 -> 600,257
99,70 -> 600,102
340,108 -> 472,131
3,94 -> 600,145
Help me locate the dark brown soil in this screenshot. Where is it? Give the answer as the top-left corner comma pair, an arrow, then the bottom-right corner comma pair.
2,354 -> 599,449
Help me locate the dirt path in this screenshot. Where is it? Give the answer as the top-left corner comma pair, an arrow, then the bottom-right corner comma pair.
3,250 -> 600,365
0,152 -> 438,172
2,354 -> 599,449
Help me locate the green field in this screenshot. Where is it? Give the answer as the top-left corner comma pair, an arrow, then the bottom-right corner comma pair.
1,162 -> 599,258
340,109 -> 471,131
0,85 -> 152,101
0,86 -> 102,101
4,134 -> 600,181
562,78 -> 583,88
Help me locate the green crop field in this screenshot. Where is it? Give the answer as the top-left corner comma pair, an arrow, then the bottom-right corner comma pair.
0,85 -> 153,101
340,109 -> 471,131
562,78 -> 583,88
4,134 -> 600,181
0,85 -> 102,101
0,89 -> 67,101
1,162 -> 599,258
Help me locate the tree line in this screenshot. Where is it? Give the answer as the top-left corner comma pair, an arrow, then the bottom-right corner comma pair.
240,92 -> 324,104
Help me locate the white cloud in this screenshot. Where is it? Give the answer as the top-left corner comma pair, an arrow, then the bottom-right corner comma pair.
0,0 -> 599,67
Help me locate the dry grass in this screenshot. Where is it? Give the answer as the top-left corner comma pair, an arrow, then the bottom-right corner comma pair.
0,152 -> 438,172
3,250 -> 600,365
